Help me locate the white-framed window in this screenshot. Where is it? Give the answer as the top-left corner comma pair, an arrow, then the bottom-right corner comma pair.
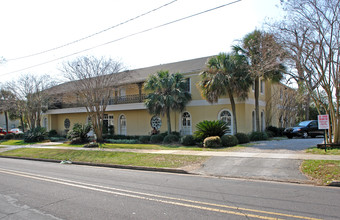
184,78 -> 191,93
119,114 -> 127,135
43,117 -> 48,129
180,112 -> 191,135
260,80 -> 265,94
108,114 -> 114,126
218,109 -> 233,135
120,88 -> 126,97
261,111 -> 265,131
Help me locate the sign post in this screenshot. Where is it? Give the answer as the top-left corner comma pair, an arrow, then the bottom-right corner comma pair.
318,115 -> 329,152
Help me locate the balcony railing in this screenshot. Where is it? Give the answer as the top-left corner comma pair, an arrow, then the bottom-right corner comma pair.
48,94 -> 147,109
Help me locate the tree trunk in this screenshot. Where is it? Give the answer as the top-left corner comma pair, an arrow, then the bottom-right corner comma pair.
20,115 -> 25,132
166,108 -> 171,134
229,91 -> 237,134
4,111 -> 9,134
254,76 -> 260,132
305,93 -> 310,120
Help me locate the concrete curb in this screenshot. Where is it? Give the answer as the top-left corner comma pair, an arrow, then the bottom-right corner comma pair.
0,155 -> 191,174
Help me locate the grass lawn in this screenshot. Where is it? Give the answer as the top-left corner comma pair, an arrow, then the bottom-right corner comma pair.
305,147 -> 340,155
301,160 -> 340,185
0,140 -> 38,145
0,148 -> 209,169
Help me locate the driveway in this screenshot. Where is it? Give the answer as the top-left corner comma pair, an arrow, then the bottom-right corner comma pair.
195,138 -> 324,183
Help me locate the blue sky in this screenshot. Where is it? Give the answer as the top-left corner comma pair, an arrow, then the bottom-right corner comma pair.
0,0 -> 283,83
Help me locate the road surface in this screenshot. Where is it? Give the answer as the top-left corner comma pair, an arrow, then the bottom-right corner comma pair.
0,158 -> 339,220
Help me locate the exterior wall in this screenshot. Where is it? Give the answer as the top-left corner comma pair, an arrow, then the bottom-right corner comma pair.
45,66 -> 292,136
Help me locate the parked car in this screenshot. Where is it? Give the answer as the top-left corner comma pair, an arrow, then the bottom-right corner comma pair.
10,128 -> 24,134
283,120 -> 324,139
0,128 -> 13,135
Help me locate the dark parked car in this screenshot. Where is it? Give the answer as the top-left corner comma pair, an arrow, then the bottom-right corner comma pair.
283,120 -> 324,139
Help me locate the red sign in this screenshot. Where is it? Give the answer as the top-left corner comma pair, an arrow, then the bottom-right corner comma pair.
318,115 -> 329,130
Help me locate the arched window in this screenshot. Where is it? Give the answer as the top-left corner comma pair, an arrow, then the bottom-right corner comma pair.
181,112 -> 191,135
261,111 -> 265,131
43,118 -> 48,129
119,115 -> 127,135
219,110 -> 233,135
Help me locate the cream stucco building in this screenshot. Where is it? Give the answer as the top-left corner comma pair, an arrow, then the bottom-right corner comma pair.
43,56 -> 295,136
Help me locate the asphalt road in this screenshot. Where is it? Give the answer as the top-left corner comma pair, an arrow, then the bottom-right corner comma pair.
1,158 -> 340,220
196,138 -> 325,183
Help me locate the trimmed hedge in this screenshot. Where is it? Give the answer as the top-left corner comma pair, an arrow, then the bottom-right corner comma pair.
180,135 -> 196,146
163,134 -> 180,144
234,133 -> 250,144
221,135 -> 238,147
203,136 -> 221,148
105,139 -> 139,144
249,131 -> 268,141
4,133 -> 15,140
139,135 -> 151,144
150,134 -> 164,143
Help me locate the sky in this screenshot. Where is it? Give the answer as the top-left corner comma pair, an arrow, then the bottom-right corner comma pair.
0,0 -> 284,84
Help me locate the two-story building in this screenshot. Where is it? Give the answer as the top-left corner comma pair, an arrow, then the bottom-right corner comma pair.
43,56 -> 295,136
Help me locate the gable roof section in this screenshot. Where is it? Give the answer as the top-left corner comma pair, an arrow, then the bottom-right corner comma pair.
48,56 -> 211,94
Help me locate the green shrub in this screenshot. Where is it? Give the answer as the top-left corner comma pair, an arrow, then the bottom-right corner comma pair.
104,135 -> 140,140
0,134 -> 4,140
24,127 -> 47,143
180,135 -> 196,146
266,126 -> 279,136
277,128 -> 285,137
203,136 -> 221,148
105,139 -> 139,144
150,134 -> 164,143
234,133 -> 250,144
265,130 -> 275,138
67,123 -> 91,144
221,135 -> 238,147
15,133 -> 24,139
139,135 -> 150,144
194,120 -> 229,142
249,131 -> 268,141
48,129 -> 58,137
163,134 -> 180,144
83,142 -> 99,148
4,133 -> 15,140
159,132 -> 169,138
171,131 -> 181,137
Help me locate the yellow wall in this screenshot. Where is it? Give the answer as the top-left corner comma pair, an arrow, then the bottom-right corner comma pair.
47,72 -> 292,136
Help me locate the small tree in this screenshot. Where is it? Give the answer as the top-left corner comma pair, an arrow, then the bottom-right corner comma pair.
144,70 -> 192,134
6,74 -> 55,130
62,56 -> 124,142
234,30 -> 285,131
199,52 -> 251,134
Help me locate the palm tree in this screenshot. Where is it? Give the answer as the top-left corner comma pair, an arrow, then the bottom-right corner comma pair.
234,30 -> 285,131
144,70 -> 192,134
199,52 -> 251,134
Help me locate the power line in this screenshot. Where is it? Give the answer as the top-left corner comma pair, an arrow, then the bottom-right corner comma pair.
1,0 -> 242,76
7,0 -> 178,61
